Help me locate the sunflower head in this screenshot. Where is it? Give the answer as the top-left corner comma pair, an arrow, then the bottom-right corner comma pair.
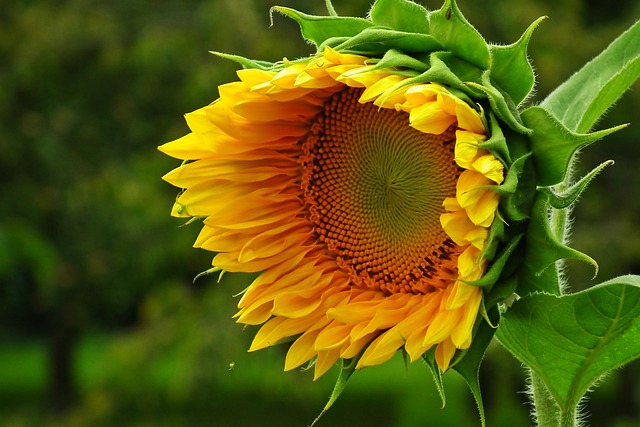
159,0 -> 594,420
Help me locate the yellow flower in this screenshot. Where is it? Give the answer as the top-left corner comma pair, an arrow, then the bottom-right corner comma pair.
160,46 -> 504,378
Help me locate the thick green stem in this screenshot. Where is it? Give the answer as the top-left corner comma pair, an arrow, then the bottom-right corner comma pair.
527,171 -> 580,427
529,370 -> 561,427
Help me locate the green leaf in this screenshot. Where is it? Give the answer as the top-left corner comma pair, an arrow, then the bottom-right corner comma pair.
489,16 -> 546,106
428,0 -> 490,70
370,0 -> 429,34
521,106 -> 626,187
332,27 -> 441,54
310,357 -> 359,427
540,20 -> 640,133
497,275 -> 640,411
271,6 -> 373,47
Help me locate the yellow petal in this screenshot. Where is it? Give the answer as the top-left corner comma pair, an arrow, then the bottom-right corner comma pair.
422,308 -> 460,349
285,330 -> 321,371
454,130 -> 486,168
270,62 -> 308,89
440,210 -> 477,247
409,102 -> 456,135
456,170 -> 492,209
445,281 -> 480,310
453,98 -> 485,134
456,246 -> 484,281
442,197 -> 461,212
250,315 -> 322,352
358,73 -> 407,103
340,331 -> 378,359
472,154 -> 504,184
233,98 -> 321,121
236,301 -> 273,325
236,68 -> 277,89
314,349 -> 341,379
314,322 -> 353,351
434,337 -> 457,372
403,324 -> 431,362
456,171 -> 500,226
158,133 -> 213,160
466,190 -> 500,227
450,290 -> 482,348
356,330 -> 404,368
322,46 -> 367,66
403,84 -> 443,105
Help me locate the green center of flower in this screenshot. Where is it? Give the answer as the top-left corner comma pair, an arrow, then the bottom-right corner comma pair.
300,87 -> 462,295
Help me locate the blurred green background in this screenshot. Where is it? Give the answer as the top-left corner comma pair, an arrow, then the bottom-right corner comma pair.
1,0 -> 639,426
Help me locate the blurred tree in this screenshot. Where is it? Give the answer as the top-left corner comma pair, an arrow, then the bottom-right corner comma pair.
0,0 -> 371,414
0,0 -> 227,411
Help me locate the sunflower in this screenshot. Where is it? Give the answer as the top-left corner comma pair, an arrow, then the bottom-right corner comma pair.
160,45 -> 504,378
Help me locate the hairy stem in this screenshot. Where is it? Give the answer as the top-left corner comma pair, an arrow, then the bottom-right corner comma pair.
528,167 -> 581,427
529,370 -> 561,427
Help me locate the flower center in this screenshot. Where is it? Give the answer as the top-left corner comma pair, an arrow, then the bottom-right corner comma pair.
300,87 -> 463,295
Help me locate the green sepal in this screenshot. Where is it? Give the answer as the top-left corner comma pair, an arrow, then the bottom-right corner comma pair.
489,154 -> 526,197
482,216 -> 506,261
485,275 -> 518,308
479,112 -> 511,166
427,0 -> 490,70
365,49 -> 430,72
541,20 -> 640,133
429,52 -> 484,94
467,73 -> 531,135
324,0 -> 337,16
496,153 -> 537,222
521,106 -> 627,187
467,234 -> 523,290
332,27 -> 441,55
489,16 -> 546,106
271,6 -> 373,48
422,347 -> 447,408
210,51 -> 279,71
496,275 -> 640,411
193,266 -> 224,283
379,51 -> 485,101
370,0 -> 429,34
451,307 -> 501,427
310,356 -> 360,427
542,160 -> 614,210
318,36 -> 351,50
413,53 -> 481,97
517,192 -> 598,296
